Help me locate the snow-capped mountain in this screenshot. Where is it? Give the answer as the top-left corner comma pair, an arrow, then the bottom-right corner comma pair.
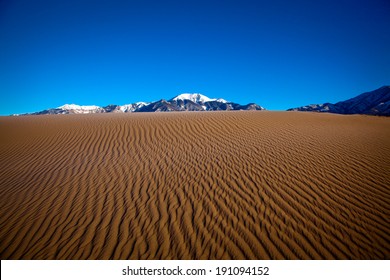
101,102 -> 150,113
287,86 -> 390,116
21,94 -> 264,115
136,93 -> 262,112
56,104 -> 104,114
58,104 -> 100,111
119,102 -> 149,112
171,93 -> 228,103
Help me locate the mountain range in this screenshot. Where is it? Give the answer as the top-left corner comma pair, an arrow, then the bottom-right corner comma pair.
12,86 -> 390,116
288,86 -> 390,116
22,93 -> 265,115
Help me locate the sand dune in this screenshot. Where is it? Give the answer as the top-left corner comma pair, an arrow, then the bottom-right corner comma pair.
0,111 -> 389,259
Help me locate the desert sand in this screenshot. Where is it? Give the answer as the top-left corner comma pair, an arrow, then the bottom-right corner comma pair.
0,111 -> 389,259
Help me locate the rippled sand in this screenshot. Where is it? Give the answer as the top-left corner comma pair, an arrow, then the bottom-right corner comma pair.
0,111 -> 389,259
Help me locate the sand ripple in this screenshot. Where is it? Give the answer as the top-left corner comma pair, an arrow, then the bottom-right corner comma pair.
0,111 -> 389,259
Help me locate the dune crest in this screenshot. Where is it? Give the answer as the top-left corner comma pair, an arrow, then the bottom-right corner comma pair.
0,111 -> 389,259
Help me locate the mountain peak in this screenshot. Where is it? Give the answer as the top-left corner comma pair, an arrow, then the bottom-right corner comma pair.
170,93 -> 227,103
288,86 -> 390,116
16,94 -> 264,115
58,104 -> 100,111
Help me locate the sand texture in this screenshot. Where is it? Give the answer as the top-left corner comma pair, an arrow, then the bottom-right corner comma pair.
0,111 -> 389,259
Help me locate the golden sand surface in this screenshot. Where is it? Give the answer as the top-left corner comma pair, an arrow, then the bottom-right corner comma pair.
0,111 -> 389,259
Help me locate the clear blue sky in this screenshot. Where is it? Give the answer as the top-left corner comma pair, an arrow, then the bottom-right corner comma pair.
1,0 -> 389,115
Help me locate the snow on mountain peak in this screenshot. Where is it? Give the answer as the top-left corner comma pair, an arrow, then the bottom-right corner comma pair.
119,102 -> 149,112
171,93 -> 227,103
58,104 -> 100,111
172,93 -> 212,103
215,98 -> 228,103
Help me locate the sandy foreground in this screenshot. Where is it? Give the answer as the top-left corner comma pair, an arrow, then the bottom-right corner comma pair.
0,111 -> 389,259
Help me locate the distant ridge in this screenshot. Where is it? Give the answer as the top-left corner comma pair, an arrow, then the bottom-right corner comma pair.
17,93 -> 265,115
288,86 -> 390,116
